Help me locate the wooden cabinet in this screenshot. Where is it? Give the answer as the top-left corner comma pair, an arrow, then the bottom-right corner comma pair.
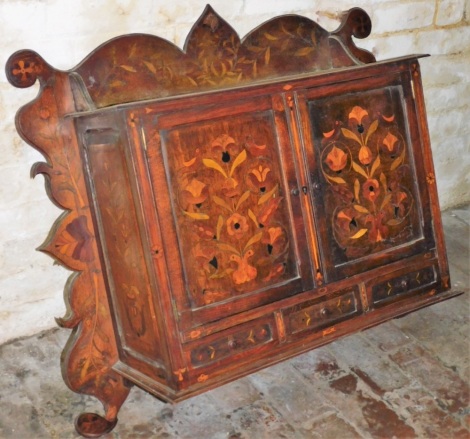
6,6 -> 460,437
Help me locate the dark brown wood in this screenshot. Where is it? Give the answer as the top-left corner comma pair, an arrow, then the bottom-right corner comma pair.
6,6 -> 459,437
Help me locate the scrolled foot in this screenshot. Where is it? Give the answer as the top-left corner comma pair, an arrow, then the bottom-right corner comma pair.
75,412 -> 118,438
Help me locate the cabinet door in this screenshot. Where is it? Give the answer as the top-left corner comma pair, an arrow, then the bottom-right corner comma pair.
297,74 -> 436,282
136,94 -> 314,325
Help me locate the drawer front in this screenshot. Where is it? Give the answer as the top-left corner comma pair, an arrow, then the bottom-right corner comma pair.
372,264 -> 437,306
283,289 -> 361,336
187,318 -> 275,369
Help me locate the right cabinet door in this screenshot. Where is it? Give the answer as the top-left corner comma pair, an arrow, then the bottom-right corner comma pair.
296,73 -> 436,282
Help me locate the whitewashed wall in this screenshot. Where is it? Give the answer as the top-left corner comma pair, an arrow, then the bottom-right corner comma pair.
0,0 -> 469,344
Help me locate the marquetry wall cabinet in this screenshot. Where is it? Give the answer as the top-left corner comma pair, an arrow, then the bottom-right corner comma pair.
7,6 -> 459,437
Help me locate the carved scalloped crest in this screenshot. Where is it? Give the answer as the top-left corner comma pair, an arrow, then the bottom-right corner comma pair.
7,7 -> 374,109
71,6 -> 374,108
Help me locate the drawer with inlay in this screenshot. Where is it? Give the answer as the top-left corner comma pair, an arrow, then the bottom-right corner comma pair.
371,264 -> 438,306
283,289 -> 362,336
185,317 -> 276,371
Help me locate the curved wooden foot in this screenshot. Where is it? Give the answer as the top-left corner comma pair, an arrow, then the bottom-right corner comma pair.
75,412 -> 118,438
58,272 -> 132,437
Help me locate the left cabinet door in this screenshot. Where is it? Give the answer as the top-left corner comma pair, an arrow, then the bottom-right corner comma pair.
76,111 -> 171,384
130,92 -> 315,328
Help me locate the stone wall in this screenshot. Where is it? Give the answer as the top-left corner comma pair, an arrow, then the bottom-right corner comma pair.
0,0 -> 468,343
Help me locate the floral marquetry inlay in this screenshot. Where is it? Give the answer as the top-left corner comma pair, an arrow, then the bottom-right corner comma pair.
311,87 -> 422,265
163,113 -> 298,307
69,6 -> 374,109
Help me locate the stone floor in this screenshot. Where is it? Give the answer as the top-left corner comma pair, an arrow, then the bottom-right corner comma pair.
0,206 -> 469,439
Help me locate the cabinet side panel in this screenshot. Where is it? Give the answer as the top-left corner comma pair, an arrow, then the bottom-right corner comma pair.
82,122 -> 168,377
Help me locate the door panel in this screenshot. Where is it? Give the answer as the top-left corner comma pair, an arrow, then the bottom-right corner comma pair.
299,81 -> 433,281
141,95 -> 313,324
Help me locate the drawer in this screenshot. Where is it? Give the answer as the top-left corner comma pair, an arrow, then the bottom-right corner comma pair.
283,289 -> 361,336
187,318 -> 275,369
371,264 -> 437,306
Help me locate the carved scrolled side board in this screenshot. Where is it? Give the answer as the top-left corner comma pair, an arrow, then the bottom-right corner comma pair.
6,6 -> 460,437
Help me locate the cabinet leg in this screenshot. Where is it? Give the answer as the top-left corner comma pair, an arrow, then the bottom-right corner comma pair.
58,272 -> 133,437
72,373 -> 131,438
75,413 -> 118,438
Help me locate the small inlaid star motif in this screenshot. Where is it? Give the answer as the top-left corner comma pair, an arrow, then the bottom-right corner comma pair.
426,173 -> 435,185
12,60 -> 35,82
